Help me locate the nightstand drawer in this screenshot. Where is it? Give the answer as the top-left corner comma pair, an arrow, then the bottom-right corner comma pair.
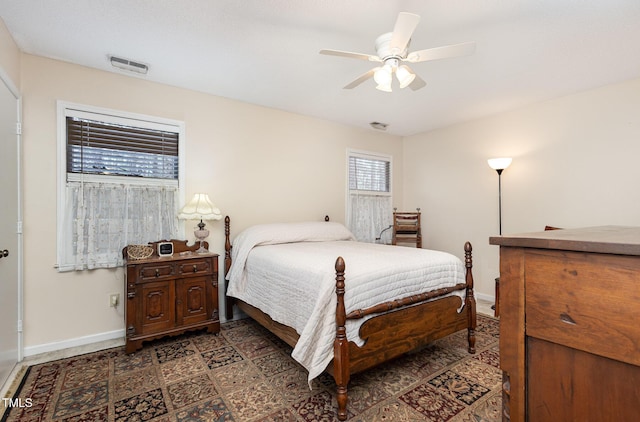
177,258 -> 212,276
139,263 -> 175,280
525,249 -> 640,366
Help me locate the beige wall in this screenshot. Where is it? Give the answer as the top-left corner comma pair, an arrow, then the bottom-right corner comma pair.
403,77 -> 640,299
0,19 -> 20,89
20,54 -> 403,352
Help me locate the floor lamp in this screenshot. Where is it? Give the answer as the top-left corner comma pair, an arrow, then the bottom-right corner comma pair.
488,157 -> 512,315
487,158 -> 512,235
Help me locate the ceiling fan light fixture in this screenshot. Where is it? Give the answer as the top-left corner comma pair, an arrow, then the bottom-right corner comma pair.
375,83 -> 392,92
373,65 -> 392,86
396,65 -> 416,89
374,64 -> 393,92
319,12 -> 475,92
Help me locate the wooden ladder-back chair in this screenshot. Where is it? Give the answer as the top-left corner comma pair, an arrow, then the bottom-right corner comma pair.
392,208 -> 422,248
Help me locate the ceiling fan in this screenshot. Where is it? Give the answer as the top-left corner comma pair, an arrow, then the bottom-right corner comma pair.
320,12 -> 476,92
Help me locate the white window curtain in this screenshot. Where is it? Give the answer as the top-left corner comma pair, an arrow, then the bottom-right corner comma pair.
347,150 -> 393,243
348,193 -> 392,243
58,182 -> 178,271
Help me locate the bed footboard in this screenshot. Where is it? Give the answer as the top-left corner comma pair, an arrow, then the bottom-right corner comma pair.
331,241 -> 476,420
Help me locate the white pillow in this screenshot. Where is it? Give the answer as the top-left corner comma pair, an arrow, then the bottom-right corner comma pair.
227,221 -> 355,282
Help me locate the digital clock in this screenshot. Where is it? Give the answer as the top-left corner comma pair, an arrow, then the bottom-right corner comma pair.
157,242 -> 174,257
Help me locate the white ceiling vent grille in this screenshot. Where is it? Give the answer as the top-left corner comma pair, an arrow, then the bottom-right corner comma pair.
109,55 -> 149,74
369,121 -> 388,131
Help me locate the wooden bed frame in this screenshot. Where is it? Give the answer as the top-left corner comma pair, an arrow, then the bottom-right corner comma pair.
223,216 -> 476,420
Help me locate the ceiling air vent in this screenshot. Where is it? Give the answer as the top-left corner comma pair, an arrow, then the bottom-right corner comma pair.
369,121 -> 388,131
109,55 -> 149,74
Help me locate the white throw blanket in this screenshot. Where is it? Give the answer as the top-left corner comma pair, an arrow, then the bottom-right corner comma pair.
226,222 -> 466,384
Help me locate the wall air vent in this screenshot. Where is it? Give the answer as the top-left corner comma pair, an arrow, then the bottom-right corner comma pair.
109,55 -> 149,74
369,121 -> 388,131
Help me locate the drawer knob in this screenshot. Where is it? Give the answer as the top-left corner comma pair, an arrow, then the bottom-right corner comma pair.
155,269 -> 160,277
193,264 -> 197,272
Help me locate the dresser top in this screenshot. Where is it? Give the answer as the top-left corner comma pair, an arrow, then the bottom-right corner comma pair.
489,225 -> 640,256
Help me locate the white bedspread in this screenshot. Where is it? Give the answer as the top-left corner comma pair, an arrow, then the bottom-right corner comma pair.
226,222 -> 466,384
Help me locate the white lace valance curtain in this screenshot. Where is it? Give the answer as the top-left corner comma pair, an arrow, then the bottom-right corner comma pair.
348,194 -> 392,243
58,182 -> 178,271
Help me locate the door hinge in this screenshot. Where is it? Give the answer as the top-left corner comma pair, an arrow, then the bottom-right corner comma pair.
17,320 -> 23,333
17,221 -> 23,234
16,122 -> 22,135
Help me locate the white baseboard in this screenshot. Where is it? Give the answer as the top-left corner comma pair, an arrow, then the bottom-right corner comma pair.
475,292 -> 495,303
24,329 -> 125,359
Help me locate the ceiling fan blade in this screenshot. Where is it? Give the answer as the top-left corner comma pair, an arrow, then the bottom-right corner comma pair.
320,49 -> 381,62
390,12 -> 420,54
408,73 -> 427,91
343,68 -> 378,89
406,42 -> 476,63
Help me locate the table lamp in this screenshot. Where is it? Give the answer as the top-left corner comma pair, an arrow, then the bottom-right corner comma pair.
178,193 -> 222,253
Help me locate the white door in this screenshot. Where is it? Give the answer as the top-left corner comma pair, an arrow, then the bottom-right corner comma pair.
0,75 -> 21,391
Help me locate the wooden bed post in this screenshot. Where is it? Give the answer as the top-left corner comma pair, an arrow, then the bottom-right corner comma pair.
333,256 -> 349,421
464,241 -> 477,354
224,216 -> 234,321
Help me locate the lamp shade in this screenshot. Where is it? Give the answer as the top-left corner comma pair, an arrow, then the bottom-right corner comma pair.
178,193 -> 222,221
487,157 -> 512,171
375,82 -> 392,92
374,64 -> 393,92
396,65 -> 416,89
374,65 -> 392,86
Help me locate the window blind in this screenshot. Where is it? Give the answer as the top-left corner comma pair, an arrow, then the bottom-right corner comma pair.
66,116 -> 179,180
348,155 -> 390,192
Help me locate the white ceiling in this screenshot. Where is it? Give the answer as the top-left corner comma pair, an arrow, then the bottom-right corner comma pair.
2,0 -> 640,136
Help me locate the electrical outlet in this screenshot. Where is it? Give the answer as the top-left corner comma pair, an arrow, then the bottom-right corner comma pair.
109,293 -> 119,308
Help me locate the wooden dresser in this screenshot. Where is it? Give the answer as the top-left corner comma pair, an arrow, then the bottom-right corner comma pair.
123,240 -> 220,353
490,226 -> 640,421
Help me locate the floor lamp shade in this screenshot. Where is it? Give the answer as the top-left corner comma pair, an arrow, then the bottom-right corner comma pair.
487,158 -> 512,235
487,157 -> 512,173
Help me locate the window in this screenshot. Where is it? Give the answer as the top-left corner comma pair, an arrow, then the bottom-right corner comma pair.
346,150 -> 393,243
57,102 -> 185,271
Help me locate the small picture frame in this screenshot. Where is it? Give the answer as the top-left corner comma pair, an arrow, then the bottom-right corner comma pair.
157,242 -> 174,257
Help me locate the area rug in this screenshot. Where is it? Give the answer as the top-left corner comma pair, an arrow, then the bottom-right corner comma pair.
2,314 -> 501,421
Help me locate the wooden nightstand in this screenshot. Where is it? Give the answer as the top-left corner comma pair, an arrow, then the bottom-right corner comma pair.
123,240 -> 220,353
